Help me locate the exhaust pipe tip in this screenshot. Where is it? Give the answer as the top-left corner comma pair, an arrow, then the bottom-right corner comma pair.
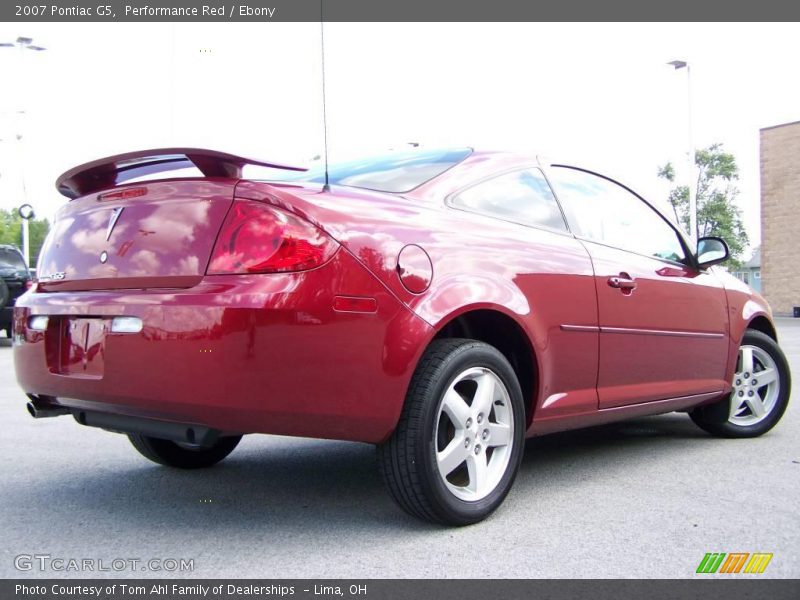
26,396 -> 69,419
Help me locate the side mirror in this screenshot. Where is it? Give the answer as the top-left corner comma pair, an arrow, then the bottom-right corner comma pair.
696,236 -> 730,268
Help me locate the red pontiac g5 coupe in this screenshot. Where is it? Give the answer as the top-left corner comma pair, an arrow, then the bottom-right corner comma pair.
14,147 -> 791,525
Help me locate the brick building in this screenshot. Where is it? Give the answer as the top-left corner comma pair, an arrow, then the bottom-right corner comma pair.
760,120 -> 800,316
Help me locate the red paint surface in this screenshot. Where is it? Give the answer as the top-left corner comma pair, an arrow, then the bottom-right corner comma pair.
397,244 -> 433,293
14,151 -> 777,443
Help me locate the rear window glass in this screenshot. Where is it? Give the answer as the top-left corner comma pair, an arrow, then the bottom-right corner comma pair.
266,148 -> 472,193
0,247 -> 26,270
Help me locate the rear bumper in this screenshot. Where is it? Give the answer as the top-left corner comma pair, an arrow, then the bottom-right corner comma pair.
13,250 -> 432,443
27,395 -> 222,446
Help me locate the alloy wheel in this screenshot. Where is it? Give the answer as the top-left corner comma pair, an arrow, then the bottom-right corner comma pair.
434,367 -> 515,501
729,344 -> 780,426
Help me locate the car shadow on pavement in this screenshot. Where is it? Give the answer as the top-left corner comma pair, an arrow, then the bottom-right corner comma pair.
522,412 -> 708,468
3,413 -> 712,536
0,337 -> 12,348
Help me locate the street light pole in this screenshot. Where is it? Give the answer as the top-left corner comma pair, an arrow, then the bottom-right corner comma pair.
18,204 -> 35,265
668,59 -> 697,244
1,36 -> 46,267
23,216 -> 29,264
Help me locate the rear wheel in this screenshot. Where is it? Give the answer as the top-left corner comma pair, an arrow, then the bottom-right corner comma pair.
378,339 -> 526,525
128,434 -> 242,469
690,330 -> 791,438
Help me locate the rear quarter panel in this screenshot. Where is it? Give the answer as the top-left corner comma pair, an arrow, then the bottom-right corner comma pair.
236,167 -> 600,432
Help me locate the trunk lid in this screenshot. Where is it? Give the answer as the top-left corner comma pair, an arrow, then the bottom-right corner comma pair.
37,180 -> 235,292
39,148 -> 307,292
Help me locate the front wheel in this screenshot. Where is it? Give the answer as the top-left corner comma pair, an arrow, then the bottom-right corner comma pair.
378,339 -> 526,525
129,434 -> 242,469
690,330 -> 791,438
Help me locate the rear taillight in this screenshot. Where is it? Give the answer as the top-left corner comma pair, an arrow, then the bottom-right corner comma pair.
207,200 -> 338,274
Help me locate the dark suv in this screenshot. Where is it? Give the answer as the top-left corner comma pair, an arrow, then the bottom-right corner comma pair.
0,245 -> 31,338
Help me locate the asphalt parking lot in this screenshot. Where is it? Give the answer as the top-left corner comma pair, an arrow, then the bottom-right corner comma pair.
1,320 -> 798,579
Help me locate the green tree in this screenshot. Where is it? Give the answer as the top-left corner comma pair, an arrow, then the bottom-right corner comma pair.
0,208 -> 51,268
658,143 -> 749,266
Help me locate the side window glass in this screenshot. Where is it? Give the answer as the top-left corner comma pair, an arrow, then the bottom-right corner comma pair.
549,167 -> 686,262
451,168 -> 567,231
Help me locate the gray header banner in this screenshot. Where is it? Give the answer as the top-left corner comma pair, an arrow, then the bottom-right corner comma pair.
4,580 -> 800,600
2,0 -> 800,22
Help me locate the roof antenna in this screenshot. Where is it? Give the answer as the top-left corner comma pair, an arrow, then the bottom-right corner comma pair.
319,0 -> 330,192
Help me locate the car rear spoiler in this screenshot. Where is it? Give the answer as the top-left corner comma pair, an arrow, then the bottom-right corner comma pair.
56,147 -> 308,199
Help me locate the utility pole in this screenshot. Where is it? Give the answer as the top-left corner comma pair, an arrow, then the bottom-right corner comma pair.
668,59 -> 696,244
1,37 -> 47,266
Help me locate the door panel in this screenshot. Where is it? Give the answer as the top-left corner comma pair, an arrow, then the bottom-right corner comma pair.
585,241 -> 729,408
545,164 -> 730,409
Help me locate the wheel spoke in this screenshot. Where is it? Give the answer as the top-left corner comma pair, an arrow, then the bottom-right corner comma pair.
466,452 -> 488,494
437,434 -> 468,477
472,372 -> 496,417
745,395 -> 766,418
486,422 -> 511,447
740,347 -> 754,376
729,395 -> 747,420
755,368 -> 778,387
441,389 -> 470,428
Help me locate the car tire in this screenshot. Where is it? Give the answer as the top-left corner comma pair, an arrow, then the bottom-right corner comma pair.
690,330 -> 791,438
128,434 -> 242,469
378,338 -> 526,525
